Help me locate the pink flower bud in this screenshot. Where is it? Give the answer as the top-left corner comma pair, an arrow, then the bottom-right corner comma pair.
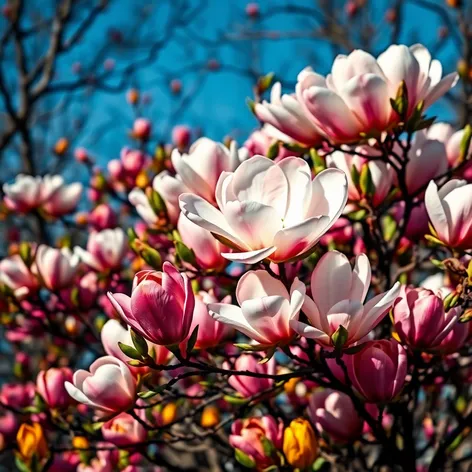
120,148 -> 147,174
107,159 -> 124,180
74,147 -> 89,163
229,415 -> 283,469
172,125 -> 191,150
89,203 -> 118,230
36,367 -> 74,409
0,411 -> 19,444
335,339 -> 408,403
307,389 -> 363,442
107,262 -> 195,346
0,382 -> 35,409
132,118 -> 152,140
393,286 -> 460,350
65,356 -> 136,415
170,79 -> 182,94
102,412 -> 146,446
225,354 -> 275,398
34,245 -> 79,291
435,319 -> 468,354
245,3 -> 260,18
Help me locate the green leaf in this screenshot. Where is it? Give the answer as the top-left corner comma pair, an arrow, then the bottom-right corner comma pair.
347,209 -> 367,221
148,189 -> 167,215
175,241 -> 197,266
15,455 -> 31,472
415,116 -> 437,131
127,227 -> 138,243
140,245 -> 162,269
391,80 -> 408,119
310,148 -> 325,172
186,325 -> 199,355
223,395 -> 248,405
258,346 -> 276,364
382,215 -> 397,242
261,437 -> 275,457
235,448 -> 256,469
425,234 -> 444,246
313,457 -> 327,470
246,98 -> 256,115
138,385 -> 167,399
331,325 -> 348,350
234,343 -> 267,352
258,72 -> 275,93
359,164 -> 375,198
127,360 -> 145,367
70,286 -> 80,307
343,343 -> 366,355
131,329 -> 149,357
459,124 -> 472,163
350,164 -> 360,189
19,242 -> 32,267
266,141 -> 280,160
282,142 -> 306,153
118,342 -> 143,360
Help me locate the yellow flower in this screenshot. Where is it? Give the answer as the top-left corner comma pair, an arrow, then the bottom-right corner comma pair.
54,137 -> 69,156
16,423 -> 48,463
135,171 -> 150,189
200,406 -> 220,428
72,436 -> 89,449
283,418 -> 318,470
160,403 -> 178,425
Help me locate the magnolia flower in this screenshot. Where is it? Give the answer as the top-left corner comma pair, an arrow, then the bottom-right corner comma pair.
425,179 -> 472,249
254,82 -> 324,147
3,174 -> 43,213
108,262 -> 194,346
180,156 -> 348,264
0,255 -> 39,299
296,45 -> 458,143
64,356 -> 136,415
327,147 -> 393,207
244,127 -> 294,162
74,228 -> 127,271
102,413 -> 146,446
36,368 -> 74,409
40,175 -> 82,217
34,246 -> 79,291
291,251 -> 401,348
209,270 -> 305,346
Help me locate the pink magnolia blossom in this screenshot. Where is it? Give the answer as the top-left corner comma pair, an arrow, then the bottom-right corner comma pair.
229,415 -> 283,469
0,382 -> 35,409
60,272 -> 98,310
165,138 -> 248,206
254,82 -> 324,147
296,45 -> 458,143
393,286 -> 461,350
36,367 -> 74,409
120,148 -> 147,175
172,125 -> 191,149
177,213 -> 228,270
3,174 -> 43,213
307,389 -> 363,443
40,175 -> 82,217
65,356 -> 136,415
291,251 -> 400,348
209,270 -> 305,346
132,118 -> 152,140
78,457 -> 113,472
107,262 -> 194,346
34,245 -> 79,291
0,411 -> 19,444
189,291 -> 233,350
327,147 -> 393,207
335,339 -> 408,403
226,354 -> 275,398
102,412 -> 146,446
89,204 -> 118,230
180,156 -> 348,264
0,254 -> 39,299
436,320 -> 468,355
425,179 -> 472,249
244,127 -> 294,162
74,228 -> 127,271
100,319 -> 171,373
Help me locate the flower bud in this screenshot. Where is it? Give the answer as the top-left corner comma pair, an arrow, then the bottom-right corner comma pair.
283,418 -> 318,470
16,423 -> 48,464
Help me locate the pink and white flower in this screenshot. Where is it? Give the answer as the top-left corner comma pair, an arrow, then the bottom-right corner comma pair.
291,251 -> 400,348
0,254 -> 39,299
209,270 -> 305,346
296,45 -> 458,143
3,174 -> 43,213
64,356 -> 136,415
74,228 -> 127,271
180,156 -> 348,264
425,179 -> 472,249
41,175 -> 83,217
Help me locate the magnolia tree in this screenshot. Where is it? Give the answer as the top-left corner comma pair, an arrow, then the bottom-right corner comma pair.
2,8 -> 472,472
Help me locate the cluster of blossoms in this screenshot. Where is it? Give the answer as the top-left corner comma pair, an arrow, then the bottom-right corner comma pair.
0,41 -> 472,472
